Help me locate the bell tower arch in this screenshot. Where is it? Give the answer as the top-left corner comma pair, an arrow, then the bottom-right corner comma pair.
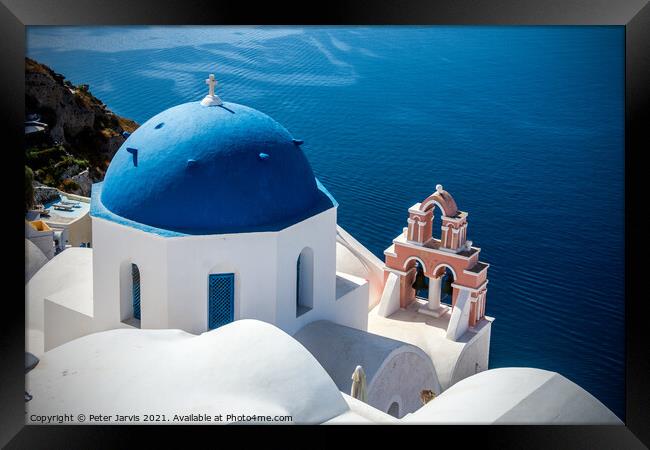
384,185 -> 490,341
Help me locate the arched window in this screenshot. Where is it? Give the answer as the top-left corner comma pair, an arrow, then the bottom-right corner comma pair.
131,263 -> 141,321
431,209 -> 443,243
296,248 -> 314,317
387,401 -> 400,418
412,260 -> 429,299
440,267 -> 454,305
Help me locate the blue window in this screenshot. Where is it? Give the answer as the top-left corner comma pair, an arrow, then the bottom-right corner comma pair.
208,273 -> 235,330
132,264 -> 141,320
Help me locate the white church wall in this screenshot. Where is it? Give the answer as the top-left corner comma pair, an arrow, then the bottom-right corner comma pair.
449,319 -> 493,387
91,206 -> 365,338
92,217 -> 169,332
445,288 -> 472,341
376,272 -> 400,318
332,272 -> 369,331
164,231 -> 278,335
275,208 -> 338,335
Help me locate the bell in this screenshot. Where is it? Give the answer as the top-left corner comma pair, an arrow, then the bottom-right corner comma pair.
412,269 -> 428,291
442,274 -> 454,296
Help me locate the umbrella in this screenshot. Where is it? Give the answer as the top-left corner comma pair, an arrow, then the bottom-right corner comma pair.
350,365 -> 367,402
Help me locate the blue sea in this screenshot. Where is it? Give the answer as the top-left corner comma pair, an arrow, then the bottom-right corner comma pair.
27,26 -> 625,419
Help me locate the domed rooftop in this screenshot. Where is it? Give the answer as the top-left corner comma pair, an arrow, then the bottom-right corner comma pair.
26,320 -> 351,424
404,368 -> 621,424
94,97 -> 335,235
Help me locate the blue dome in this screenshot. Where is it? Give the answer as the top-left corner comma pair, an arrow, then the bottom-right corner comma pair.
97,101 -> 335,235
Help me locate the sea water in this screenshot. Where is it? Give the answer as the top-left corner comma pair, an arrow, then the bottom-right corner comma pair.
27,25 -> 625,418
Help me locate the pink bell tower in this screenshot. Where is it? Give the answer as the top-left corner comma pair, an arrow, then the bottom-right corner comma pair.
384,185 -> 490,341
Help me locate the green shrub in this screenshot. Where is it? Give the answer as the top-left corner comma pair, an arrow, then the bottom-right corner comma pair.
25,145 -> 67,170
28,146 -> 90,188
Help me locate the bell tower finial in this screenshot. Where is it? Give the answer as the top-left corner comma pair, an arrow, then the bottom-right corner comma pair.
201,73 -> 223,107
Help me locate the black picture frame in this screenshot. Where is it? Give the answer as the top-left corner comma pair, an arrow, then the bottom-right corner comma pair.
2,0 -> 648,448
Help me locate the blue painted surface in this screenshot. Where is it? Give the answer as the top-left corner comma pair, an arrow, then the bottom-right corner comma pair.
126,147 -> 138,167
132,264 -> 141,320
43,193 -> 90,219
90,179 -> 335,238
208,273 -> 235,330
99,101 -> 335,235
28,26 -> 625,419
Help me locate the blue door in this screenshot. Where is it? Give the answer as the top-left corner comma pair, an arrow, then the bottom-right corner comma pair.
208,273 -> 235,330
132,264 -> 141,320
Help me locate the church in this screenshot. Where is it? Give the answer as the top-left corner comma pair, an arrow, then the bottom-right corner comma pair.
25,74 -> 620,423
89,74 -> 368,337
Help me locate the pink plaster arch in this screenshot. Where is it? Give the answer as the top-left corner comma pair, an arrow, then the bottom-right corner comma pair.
420,199 -> 445,215
432,262 -> 458,280
403,255 -> 427,273
419,190 -> 459,217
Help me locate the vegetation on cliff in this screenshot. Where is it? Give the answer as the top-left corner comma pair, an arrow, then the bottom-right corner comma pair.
25,166 -> 35,212
24,57 -> 139,203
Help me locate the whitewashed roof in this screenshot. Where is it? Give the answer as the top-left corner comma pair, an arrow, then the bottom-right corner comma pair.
404,367 -> 621,424
26,320 -> 350,424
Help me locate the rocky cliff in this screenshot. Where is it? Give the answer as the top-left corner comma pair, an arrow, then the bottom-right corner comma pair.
25,57 -> 139,199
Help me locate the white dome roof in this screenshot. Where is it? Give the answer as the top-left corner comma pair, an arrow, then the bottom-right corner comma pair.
404,367 -> 621,424
26,320 -> 349,424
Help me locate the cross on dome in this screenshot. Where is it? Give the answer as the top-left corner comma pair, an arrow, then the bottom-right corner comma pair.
206,74 -> 217,96
200,72 -> 223,107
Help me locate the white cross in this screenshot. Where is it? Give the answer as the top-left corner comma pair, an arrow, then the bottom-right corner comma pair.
200,72 -> 223,107
205,73 -> 217,97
